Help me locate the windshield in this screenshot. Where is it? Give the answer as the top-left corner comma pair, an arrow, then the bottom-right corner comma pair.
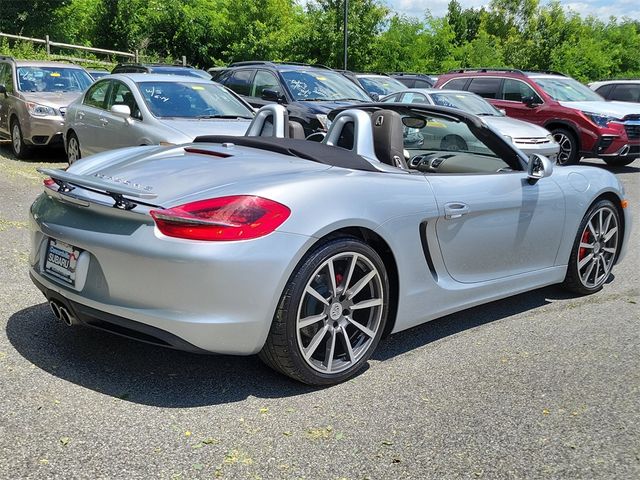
358,76 -> 405,96
429,92 -> 500,116
534,77 -> 603,102
138,81 -> 254,118
281,70 -> 371,101
16,67 -> 93,93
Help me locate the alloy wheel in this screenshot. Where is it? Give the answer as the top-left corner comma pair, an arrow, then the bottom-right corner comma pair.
67,136 -> 80,164
553,132 -> 574,165
12,123 -> 22,156
296,251 -> 384,374
576,206 -> 619,289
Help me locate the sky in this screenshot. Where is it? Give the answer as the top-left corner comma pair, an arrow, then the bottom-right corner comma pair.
386,0 -> 640,21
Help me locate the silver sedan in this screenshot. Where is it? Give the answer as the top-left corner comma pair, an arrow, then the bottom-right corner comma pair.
383,88 -> 560,160
63,73 -> 254,163
31,103 -> 631,385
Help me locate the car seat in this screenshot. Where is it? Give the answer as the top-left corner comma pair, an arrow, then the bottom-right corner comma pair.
370,109 -> 408,169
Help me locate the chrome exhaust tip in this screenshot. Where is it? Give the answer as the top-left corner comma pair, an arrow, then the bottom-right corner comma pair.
620,145 -> 630,156
58,305 -> 77,327
49,301 -> 62,320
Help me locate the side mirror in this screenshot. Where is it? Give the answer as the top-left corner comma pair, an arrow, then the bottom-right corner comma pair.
527,153 -> 553,184
111,104 -> 131,118
522,96 -> 539,108
0,84 -> 6,96
498,108 -> 506,115
261,88 -> 284,103
369,92 -> 380,101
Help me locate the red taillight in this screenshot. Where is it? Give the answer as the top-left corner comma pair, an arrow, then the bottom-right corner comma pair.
150,195 -> 290,241
43,177 -> 56,187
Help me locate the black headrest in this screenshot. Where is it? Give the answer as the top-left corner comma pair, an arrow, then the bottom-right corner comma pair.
371,110 -> 408,169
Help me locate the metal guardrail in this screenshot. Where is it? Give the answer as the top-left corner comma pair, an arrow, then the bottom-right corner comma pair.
0,32 -> 138,63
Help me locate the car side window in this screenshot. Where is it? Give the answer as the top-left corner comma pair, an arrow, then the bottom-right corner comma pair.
609,84 -> 640,103
83,80 -> 110,109
383,93 -> 400,102
443,78 -> 469,90
594,84 -> 614,99
251,70 -> 280,98
108,81 -> 142,120
0,64 -> 9,92
502,79 -> 542,103
402,92 -> 428,104
414,79 -> 433,88
225,69 -> 254,96
468,77 -> 502,99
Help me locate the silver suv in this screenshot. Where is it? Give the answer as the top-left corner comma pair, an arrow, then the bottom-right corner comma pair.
0,57 -> 93,158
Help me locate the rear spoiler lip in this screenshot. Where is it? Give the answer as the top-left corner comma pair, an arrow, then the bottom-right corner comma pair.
38,168 -> 158,200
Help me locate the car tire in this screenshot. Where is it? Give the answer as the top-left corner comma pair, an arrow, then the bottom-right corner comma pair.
602,157 -> 636,167
561,199 -> 621,295
551,128 -> 579,165
259,237 -> 389,385
67,132 -> 81,165
10,119 -> 31,159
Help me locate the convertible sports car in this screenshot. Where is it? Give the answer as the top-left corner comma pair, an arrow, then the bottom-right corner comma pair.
29,103 -> 631,385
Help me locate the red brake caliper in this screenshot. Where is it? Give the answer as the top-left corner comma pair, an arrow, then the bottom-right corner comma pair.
335,273 -> 343,291
578,229 -> 590,261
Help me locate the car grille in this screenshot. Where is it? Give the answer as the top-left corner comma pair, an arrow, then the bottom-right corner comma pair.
513,137 -> 550,144
624,123 -> 640,140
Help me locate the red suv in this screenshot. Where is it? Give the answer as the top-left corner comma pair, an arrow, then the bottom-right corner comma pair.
435,69 -> 640,166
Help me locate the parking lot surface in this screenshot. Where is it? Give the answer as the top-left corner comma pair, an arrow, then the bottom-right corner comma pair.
0,144 -> 638,479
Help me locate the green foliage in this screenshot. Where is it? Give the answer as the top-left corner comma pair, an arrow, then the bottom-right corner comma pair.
0,0 -> 639,81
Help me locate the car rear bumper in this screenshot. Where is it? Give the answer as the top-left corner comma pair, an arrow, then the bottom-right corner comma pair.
29,196 -> 314,355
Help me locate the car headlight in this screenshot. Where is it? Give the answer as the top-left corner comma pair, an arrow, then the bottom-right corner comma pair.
26,102 -> 58,117
582,111 -> 618,128
316,114 -> 330,131
546,134 -> 555,143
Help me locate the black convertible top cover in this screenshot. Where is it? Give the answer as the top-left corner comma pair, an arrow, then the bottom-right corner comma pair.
193,135 -> 378,172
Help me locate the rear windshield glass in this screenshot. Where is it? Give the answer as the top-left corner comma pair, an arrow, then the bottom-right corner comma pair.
281,70 -> 371,102
17,67 -> 93,93
138,81 -> 254,118
151,67 -> 211,79
358,76 -> 405,96
534,77 -> 603,102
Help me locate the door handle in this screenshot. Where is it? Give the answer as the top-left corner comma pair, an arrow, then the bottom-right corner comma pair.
444,202 -> 470,219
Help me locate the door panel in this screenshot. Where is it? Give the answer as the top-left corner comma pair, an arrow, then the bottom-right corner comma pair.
100,81 -> 141,150
426,173 -> 565,283
76,80 -> 111,155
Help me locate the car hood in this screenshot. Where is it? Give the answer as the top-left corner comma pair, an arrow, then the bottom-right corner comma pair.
67,143 -> 330,206
20,91 -> 83,109
482,116 -> 551,138
559,101 -> 640,119
160,118 -> 251,140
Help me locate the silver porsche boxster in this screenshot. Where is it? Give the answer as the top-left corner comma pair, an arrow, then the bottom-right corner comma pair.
29,103 -> 632,385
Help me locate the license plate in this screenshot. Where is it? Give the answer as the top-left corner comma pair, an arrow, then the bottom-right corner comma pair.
44,239 -> 82,287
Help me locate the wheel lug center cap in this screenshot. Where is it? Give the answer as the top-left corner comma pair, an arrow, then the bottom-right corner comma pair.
329,302 -> 342,321
594,242 -> 601,254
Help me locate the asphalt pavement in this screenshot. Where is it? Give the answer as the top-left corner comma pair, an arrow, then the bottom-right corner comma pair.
0,144 -> 638,479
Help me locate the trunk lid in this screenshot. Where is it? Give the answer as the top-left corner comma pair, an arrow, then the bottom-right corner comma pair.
51,143 -> 330,207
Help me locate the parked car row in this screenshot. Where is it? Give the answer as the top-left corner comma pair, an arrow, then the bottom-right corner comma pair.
434,69 -> 640,166
1,55 -> 638,168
